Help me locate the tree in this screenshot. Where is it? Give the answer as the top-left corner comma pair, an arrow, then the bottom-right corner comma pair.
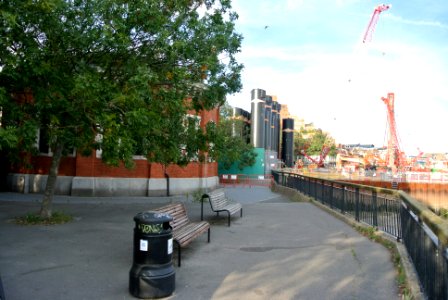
293,130 -> 304,159
0,0 -> 243,218
307,129 -> 328,155
295,128 -> 337,158
206,104 -> 256,171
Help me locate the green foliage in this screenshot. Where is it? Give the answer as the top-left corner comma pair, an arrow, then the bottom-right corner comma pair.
0,0 -> 243,165
0,126 -> 18,150
295,128 -> 337,158
307,130 -> 327,155
206,104 -> 256,170
191,188 -> 205,203
15,211 -> 73,225
0,0 -> 243,213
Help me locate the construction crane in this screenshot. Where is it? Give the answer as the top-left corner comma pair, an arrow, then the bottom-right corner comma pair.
409,148 -> 425,171
381,92 -> 405,173
362,4 -> 391,44
348,4 -> 391,83
301,145 -> 330,168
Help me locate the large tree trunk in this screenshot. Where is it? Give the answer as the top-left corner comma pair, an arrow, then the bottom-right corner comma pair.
40,143 -> 64,218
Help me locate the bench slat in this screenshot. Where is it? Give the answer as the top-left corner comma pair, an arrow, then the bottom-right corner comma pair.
174,223 -> 210,246
202,188 -> 243,226
154,203 -> 210,266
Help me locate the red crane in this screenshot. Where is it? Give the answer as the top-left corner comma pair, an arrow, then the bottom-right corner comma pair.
301,145 -> 330,168
349,4 -> 390,82
409,148 -> 425,171
381,92 -> 405,172
362,4 -> 391,44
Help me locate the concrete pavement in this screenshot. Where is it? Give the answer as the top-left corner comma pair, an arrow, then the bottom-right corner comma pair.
0,186 -> 399,299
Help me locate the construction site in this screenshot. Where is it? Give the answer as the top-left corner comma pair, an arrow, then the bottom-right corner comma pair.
293,5 -> 448,212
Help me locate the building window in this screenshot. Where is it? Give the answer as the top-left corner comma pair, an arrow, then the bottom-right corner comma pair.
36,128 -> 76,157
95,133 -> 103,158
38,128 -> 50,155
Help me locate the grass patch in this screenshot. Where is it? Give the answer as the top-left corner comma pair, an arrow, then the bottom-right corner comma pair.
355,225 -> 413,299
191,188 -> 205,203
15,211 -> 73,225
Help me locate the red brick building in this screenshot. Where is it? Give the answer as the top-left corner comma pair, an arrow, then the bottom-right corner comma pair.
7,108 -> 220,197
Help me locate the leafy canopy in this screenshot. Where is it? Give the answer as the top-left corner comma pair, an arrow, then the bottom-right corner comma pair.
207,104 -> 256,170
0,0 -> 243,167
295,128 -> 337,157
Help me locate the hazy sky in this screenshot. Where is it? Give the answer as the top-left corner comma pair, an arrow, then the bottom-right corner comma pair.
226,0 -> 448,154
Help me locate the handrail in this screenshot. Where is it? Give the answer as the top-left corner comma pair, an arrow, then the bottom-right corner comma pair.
219,174 -> 273,187
289,172 -> 398,195
274,170 -> 448,245
398,190 -> 448,247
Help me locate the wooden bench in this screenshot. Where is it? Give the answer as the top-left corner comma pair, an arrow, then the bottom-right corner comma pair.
154,203 -> 210,267
201,188 -> 242,226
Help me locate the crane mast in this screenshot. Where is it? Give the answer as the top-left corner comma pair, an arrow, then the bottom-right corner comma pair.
362,4 -> 391,43
381,93 -> 404,173
361,5 -> 404,174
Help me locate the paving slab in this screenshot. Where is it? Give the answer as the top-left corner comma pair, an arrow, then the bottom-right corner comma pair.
0,187 -> 399,299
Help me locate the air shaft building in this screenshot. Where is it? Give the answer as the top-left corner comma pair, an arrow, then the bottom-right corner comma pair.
220,88 -> 294,175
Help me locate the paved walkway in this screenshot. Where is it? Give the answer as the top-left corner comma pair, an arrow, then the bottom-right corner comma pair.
0,187 -> 399,299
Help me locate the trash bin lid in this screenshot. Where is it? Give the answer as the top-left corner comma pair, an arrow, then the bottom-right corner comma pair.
134,211 -> 173,224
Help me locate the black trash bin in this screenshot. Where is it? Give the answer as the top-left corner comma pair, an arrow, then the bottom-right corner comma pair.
129,211 -> 175,299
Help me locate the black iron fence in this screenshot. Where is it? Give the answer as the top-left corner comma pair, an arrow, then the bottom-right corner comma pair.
273,170 -> 448,300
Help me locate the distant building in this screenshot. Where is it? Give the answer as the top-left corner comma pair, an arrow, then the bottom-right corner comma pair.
292,116 -> 305,132
279,104 -> 290,120
231,107 -> 251,144
220,88 -> 294,176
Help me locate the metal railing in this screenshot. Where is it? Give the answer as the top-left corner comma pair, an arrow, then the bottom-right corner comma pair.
219,174 -> 273,187
273,170 -> 448,300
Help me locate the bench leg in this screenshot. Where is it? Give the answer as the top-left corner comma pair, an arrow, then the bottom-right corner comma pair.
227,212 -> 231,227
201,198 -> 204,221
207,228 -> 210,243
174,240 -> 181,267
241,208 -> 243,218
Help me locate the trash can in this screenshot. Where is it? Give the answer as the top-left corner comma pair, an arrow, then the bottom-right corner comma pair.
129,211 -> 175,299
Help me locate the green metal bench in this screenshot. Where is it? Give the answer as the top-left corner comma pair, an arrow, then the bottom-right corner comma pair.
201,188 -> 242,226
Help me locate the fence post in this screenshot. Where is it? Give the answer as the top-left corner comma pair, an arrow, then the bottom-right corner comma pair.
435,243 -> 448,300
372,190 -> 378,227
307,177 -> 310,196
301,175 -> 305,194
316,180 -> 326,203
443,247 -> 448,300
330,182 -> 334,209
355,187 -> 360,222
341,185 -> 346,214
293,174 -> 298,190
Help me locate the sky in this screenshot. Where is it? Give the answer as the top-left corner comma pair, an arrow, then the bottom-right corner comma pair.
225,0 -> 448,155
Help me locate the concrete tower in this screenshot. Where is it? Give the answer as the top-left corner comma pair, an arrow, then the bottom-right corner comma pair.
250,89 -> 266,148
281,118 -> 295,167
